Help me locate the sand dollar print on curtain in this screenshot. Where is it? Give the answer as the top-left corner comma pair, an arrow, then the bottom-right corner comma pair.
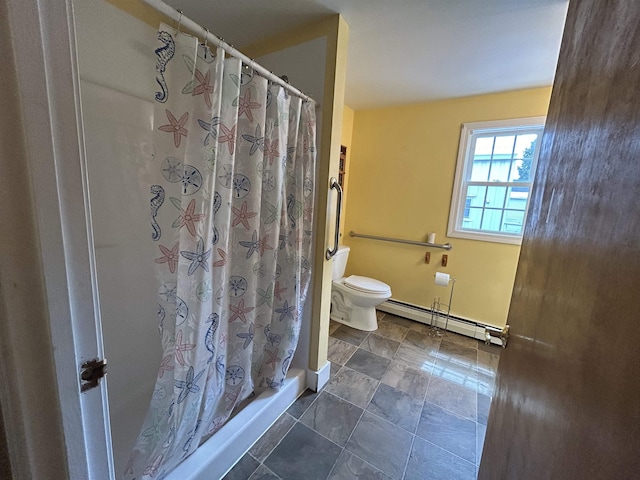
125,25 -> 316,479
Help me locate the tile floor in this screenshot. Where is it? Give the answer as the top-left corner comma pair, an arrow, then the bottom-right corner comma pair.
224,311 -> 501,480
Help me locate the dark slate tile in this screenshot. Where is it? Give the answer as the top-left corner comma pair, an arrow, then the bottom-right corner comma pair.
393,330 -> 441,373
442,332 -> 479,350
381,360 -> 431,400
345,349 -> 391,381
438,338 -> 478,364
329,320 -> 342,335
477,371 -> 496,397
328,336 -> 358,365
477,393 -> 491,426
287,389 -> 321,419
405,436 -> 476,480
476,350 -> 499,396
432,355 -> 479,392
223,453 -> 259,480
425,376 -> 477,421
366,383 -> 422,433
477,350 -> 500,375
416,401 -> 476,464
375,321 -> 409,342
380,313 -> 414,328
477,422 -> 487,466
375,310 -> 386,321
300,391 -> 363,446
330,362 -> 342,379
328,449 -> 392,480
346,412 -> 412,479
326,367 -> 379,409
408,321 -> 433,335
360,333 -> 400,360
265,423 -> 342,480
404,328 -> 443,350
478,340 -> 503,355
249,464 -> 281,480
249,412 -> 296,462
332,325 -> 369,346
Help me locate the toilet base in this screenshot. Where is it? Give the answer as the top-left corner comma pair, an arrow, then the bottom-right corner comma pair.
330,304 -> 379,331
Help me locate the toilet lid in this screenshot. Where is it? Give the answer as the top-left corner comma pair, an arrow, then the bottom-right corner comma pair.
344,275 -> 391,295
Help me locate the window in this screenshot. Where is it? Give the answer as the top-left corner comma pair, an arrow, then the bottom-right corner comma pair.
447,117 -> 545,245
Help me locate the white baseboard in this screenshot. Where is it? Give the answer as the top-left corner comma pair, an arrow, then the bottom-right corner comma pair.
306,361 -> 331,392
167,368 -> 306,480
378,299 -> 504,347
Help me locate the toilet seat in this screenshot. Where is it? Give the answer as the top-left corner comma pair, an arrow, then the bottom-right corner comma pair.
344,275 -> 391,295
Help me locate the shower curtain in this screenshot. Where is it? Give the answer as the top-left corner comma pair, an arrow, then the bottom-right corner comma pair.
125,25 -> 316,479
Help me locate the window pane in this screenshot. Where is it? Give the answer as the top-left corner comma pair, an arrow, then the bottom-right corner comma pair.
510,160 -> 522,181
462,207 -> 483,229
466,185 -> 486,208
514,134 -> 538,159
471,136 -> 496,181
481,208 -> 503,232
506,186 -> 529,210
494,135 -> 515,155
474,137 -> 494,156
502,210 -> 525,234
488,158 -> 511,181
485,186 -> 506,208
512,135 -> 538,181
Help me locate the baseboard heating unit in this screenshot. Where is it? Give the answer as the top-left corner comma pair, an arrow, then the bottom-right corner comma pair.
378,299 -> 507,347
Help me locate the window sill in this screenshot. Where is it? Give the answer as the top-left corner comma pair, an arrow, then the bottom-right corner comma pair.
447,229 -> 523,246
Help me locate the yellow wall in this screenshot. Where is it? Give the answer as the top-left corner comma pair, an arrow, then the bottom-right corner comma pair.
339,105 -> 354,238
344,87 -> 552,327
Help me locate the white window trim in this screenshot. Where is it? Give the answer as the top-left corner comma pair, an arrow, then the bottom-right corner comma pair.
447,116 -> 546,245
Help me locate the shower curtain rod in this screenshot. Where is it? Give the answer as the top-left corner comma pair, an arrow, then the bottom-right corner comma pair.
140,0 -> 316,104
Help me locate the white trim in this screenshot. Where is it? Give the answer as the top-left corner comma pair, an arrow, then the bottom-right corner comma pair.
447,229 -> 523,245
378,300 -> 504,346
447,116 -> 546,246
306,361 -> 332,392
4,0 -> 113,478
166,368 -> 306,480
461,116 -> 547,133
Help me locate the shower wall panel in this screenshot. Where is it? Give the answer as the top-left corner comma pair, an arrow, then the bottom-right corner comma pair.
75,0 -> 161,474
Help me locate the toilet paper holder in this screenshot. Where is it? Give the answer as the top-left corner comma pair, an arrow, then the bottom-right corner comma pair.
430,274 -> 456,336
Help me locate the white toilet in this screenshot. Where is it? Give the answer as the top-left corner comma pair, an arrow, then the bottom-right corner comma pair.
330,246 -> 392,331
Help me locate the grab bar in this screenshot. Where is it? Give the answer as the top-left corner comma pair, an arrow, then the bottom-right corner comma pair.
326,177 -> 343,260
349,231 -> 452,251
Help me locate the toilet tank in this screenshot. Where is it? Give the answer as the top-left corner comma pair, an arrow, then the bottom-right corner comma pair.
332,246 -> 350,280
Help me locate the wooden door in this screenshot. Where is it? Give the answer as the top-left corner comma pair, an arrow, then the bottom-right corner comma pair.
479,1 -> 640,478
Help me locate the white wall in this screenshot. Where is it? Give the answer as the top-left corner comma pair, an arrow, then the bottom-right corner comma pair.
74,0 -> 160,474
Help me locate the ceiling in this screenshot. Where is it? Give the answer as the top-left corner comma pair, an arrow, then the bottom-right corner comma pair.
163,0 -> 569,110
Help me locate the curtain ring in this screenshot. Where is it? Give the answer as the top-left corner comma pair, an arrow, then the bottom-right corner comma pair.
203,28 -> 209,49
176,10 -> 183,35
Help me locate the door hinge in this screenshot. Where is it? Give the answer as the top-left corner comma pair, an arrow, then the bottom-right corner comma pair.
80,358 -> 107,392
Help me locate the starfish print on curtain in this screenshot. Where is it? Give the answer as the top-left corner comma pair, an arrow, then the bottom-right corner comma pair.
158,109 -> 189,147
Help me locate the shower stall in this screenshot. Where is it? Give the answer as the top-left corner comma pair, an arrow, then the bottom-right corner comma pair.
45,0 -> 339,477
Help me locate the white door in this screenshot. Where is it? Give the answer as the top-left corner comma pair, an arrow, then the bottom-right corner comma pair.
4,0 -> 114,478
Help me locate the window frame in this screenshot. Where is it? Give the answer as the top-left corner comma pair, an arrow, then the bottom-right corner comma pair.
447,117 -> 546,245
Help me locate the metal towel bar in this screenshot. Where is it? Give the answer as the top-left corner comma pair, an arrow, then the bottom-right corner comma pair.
349,231 -> 452,251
